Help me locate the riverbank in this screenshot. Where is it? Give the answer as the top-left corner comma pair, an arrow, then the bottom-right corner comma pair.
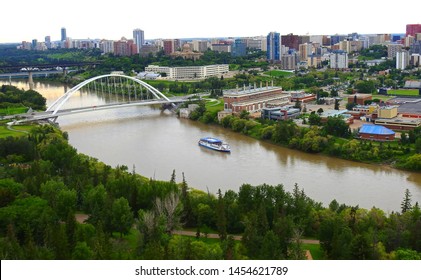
193,100 -> 420,172
4,79 -> 421,211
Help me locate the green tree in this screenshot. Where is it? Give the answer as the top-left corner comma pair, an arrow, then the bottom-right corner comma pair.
180,173 -> 194,227
323,116 -> 350,138
260,230 -> 281,259
272,119 -> 299,143
216,189 -> 227,240
83,185 -> 109,226
111,197 -> 134,238
401,189 -> 412,214
354,80 -> 377,94
308,112 -> 321,126
239,110 -> 250,120
56,189 -> 77,220
72,241 -> 94,260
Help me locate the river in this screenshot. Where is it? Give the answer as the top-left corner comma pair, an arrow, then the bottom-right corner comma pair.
6,80 -> 421,212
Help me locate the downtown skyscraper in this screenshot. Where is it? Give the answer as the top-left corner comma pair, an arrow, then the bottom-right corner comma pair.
133,28 -> 145,53
267,32 -> 281,61
61,27 -> 67,41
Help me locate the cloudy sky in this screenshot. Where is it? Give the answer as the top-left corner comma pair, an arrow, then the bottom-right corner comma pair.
1,0 -> 420,43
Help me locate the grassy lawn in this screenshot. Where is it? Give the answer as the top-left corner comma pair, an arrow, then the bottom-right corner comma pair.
205,98 -> 224,113
264,70 -> 294,78
0,107 -> 28,115
372,94 -> 394,102
302,243 -> 324,260
0,124 -> 33,138
387,89 -> 420,96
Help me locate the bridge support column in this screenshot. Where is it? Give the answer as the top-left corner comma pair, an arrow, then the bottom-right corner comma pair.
63,68 -> 68,77
28,71 -> 34,89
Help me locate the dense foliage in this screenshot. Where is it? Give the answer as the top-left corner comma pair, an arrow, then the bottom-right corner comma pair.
190,107 -> 421,170
0,85 -> 46,111
0,126 -> 420,260
358,45 -> 388,60
0,47 -> 101,71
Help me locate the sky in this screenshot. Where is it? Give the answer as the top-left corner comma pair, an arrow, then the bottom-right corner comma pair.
1,0 -> 421,43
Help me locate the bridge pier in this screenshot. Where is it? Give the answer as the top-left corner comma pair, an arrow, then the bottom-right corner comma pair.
28,71 -> 34,89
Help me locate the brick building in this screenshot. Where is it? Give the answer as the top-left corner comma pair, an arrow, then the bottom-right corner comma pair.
348,94 -> 372,105
223,85 -> 290,113
113,39 -> 137,56
289,92 -> 316,103
281,33 -> 299,50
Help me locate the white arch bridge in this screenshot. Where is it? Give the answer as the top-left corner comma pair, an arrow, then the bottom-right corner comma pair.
14,74 -> 195,123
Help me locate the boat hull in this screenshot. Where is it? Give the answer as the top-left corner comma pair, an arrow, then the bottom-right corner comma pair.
198,140 -> 231,153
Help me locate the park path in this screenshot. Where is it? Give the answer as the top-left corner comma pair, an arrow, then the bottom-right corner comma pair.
173,230 -> 319,244
75,214 -> 319,245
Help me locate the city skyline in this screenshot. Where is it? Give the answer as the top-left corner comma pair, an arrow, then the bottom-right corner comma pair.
1,0 -> 421,43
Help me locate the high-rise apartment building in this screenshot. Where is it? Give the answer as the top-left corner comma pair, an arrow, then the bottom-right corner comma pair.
330,35 -> 346,46
281,33 -> 299,51
32,39 -> 38,50
61,27 -> 67,41
192,40 -> 209,52
299,43 -> 313,62
406,24 -> 421,37
114,39 -> 137,56
281,54 -> 296,70
396,51 -> 409,70
99,40 -> 115,54
329,51 -> 348,69
388,44 -> 403,59
163,39 -> 181,55
211,43 -> 231,53
412,41 -> 421,55
133,29 -> 144,53
245,37 -> 264,50
404,36 -> 415,48
267,32 -> 281,61
232,39 -> 247,57
45,36 -> 51,49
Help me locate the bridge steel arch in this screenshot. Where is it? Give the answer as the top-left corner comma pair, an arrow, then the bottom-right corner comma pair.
46,74 -> 171,115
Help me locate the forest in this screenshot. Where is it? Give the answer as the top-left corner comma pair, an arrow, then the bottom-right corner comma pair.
0,124 -> 420,260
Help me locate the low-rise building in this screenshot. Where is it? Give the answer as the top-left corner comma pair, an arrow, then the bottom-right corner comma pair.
223,85 -> 290,113
145,64 -> 229,79
217,110 -> 233,122
374,117 -> 421,131
347,93 -> 372,105
136,72 -> 161,80
359,124 -> 395,141
289,91 -> 316,103
320,109 -> 354,124
179,104 -> 199,118
378,106 -> 398,119
261,106 -> 300,120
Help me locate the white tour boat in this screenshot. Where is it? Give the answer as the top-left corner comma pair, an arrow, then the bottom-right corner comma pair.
198,137 -> 231,153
